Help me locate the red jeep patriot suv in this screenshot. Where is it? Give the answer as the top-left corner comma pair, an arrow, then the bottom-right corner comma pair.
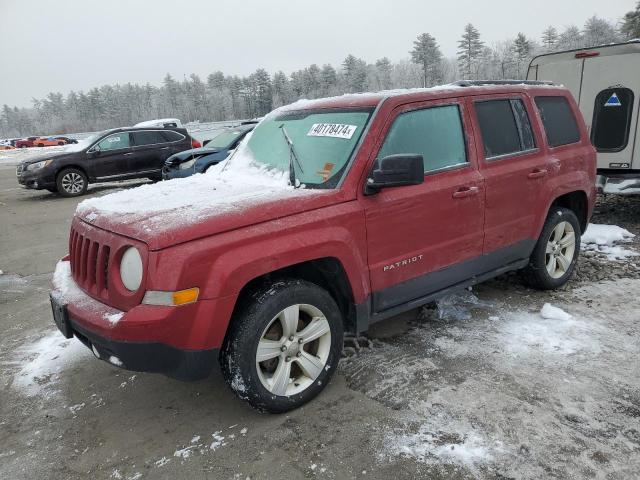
50,82 -> 596,412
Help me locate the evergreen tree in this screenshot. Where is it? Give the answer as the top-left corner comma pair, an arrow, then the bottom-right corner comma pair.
410,33 -> 443,87
374,57 -> 393,90
342,54 -> 368,92
621,1 -> 640,39
513,33 -> 532,77
457,24 -> 484,79
541,26 -> 559,51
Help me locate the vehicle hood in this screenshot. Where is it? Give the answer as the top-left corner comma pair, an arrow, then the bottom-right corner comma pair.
75,164 -> 346,250
20,150 -> 79,166
166,147 -> 222,164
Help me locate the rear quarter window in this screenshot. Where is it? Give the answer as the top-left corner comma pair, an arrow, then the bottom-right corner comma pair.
534,96 -> 581,147
161,131 -> 186,142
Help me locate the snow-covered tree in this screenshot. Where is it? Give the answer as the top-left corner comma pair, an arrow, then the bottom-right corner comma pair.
621,1 -> 640,39
541,26 -> 559,51
556,25 -> 584,51
457,24 -> 484,79
410,33 -> 443,87
583,16 -> 620,47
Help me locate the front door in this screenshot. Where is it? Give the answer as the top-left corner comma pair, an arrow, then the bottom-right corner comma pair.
362,99 -> 485,313
89,132 -> 133,179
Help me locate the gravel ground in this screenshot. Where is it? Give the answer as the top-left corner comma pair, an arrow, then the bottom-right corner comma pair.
1,164 -> 639,480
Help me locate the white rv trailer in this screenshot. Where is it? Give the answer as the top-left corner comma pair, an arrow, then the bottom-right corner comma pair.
527,41 -> 640,194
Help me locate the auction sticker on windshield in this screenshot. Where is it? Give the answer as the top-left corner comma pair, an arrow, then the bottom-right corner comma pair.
307,124 -> 357,139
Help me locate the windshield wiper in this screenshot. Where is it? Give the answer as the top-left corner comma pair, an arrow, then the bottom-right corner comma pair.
279,125 -> 304,188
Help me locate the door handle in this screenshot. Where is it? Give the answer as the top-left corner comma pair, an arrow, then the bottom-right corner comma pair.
160,146 -> 169,150
452,186 -> 479,198
528,168 -> 548,179
123,152 -> 133,156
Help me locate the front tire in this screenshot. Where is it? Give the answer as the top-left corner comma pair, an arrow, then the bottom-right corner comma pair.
221,279 -> 343,413
523,207 -> 581,290
56,168 -> 88,197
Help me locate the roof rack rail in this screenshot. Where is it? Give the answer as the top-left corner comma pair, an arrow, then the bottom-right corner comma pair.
452,80 -> 554,87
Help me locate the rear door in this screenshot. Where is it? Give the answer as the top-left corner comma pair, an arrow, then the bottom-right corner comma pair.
130,130 -> 174,174
89,132 -> 133,179
361,97 -> 485,313
470,94 -> 550,257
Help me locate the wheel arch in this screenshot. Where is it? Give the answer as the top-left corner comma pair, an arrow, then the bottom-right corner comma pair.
549,190 -> 589,233
56,164 -> 91,182
225,257 -> 359,341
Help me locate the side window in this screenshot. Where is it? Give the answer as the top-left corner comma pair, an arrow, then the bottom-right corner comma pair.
160,130 -> 185,142
97,133 -> 130,151
377,105 -> 467,173
133,130 -> 167,146
591,88 -> 634,152
534,96 -> 581,147
474,99 -> 536,159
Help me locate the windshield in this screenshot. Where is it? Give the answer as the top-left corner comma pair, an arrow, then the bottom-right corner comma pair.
243,108 -> 372,188
64,130 -> 110,153
206,129 -> 247,149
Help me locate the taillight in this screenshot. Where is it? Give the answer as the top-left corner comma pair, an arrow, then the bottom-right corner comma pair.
191,138 -> 201,148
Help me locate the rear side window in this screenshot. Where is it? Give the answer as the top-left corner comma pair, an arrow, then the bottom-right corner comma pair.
534,96 -> 581,147
161,130 -> 185,142
133,130 -> 167,146
474,99 -> 536,158
378,105 -> 467,173
591,88 -> 634,152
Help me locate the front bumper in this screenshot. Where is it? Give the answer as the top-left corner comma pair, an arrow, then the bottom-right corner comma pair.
50,260 -> 236,380
161,165 -> 195,180
17,166 -> 56,190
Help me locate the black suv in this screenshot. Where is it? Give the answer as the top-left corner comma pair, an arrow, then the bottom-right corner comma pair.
16,127 -> 198,197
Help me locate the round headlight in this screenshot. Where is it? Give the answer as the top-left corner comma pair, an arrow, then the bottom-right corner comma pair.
120,247 -> 143,291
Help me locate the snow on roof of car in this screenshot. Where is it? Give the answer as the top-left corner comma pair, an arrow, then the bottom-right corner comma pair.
277,82 -> 563,111
133,118 -> 183,128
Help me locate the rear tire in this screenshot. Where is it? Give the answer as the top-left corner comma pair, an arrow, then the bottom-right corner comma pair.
221,279 -> 343,413
56,168 -> 88,197
522,207 -> 581,290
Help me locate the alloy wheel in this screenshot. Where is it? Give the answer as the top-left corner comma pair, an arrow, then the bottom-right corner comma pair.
256,304 -> 331,397
61,172 -> 84,194
545,221 -> 576,279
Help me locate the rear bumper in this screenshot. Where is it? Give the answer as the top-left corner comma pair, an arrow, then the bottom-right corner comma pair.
597,173 -> 640,195
51,260 -> 237,380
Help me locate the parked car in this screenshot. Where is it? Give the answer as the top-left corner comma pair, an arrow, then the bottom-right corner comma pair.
34,137 -> 67,147
17,126 -> 198,196
527,40 -> 640,194
15,136 -> 39,148
0,144 -> 15,150
50,83 -> 596,412
53,136 -> 79,144
162,123 -> 256,179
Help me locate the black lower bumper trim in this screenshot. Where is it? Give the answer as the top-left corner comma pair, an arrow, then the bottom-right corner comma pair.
70,320 -> 217,381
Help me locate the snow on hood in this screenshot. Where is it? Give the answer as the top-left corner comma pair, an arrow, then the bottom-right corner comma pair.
75,105 -> 337,248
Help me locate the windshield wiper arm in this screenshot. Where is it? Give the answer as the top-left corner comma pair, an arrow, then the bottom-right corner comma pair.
279,125 -> 304,188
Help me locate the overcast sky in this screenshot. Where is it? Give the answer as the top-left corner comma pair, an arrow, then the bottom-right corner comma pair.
0,0 -> 634,107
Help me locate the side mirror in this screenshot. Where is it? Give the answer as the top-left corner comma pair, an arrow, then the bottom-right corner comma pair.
88,145 -> 101,157
364,154 -> 424,195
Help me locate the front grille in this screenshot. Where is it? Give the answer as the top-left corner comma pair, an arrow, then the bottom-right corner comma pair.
16,164 -> 23,176
69,226 -> 111,301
